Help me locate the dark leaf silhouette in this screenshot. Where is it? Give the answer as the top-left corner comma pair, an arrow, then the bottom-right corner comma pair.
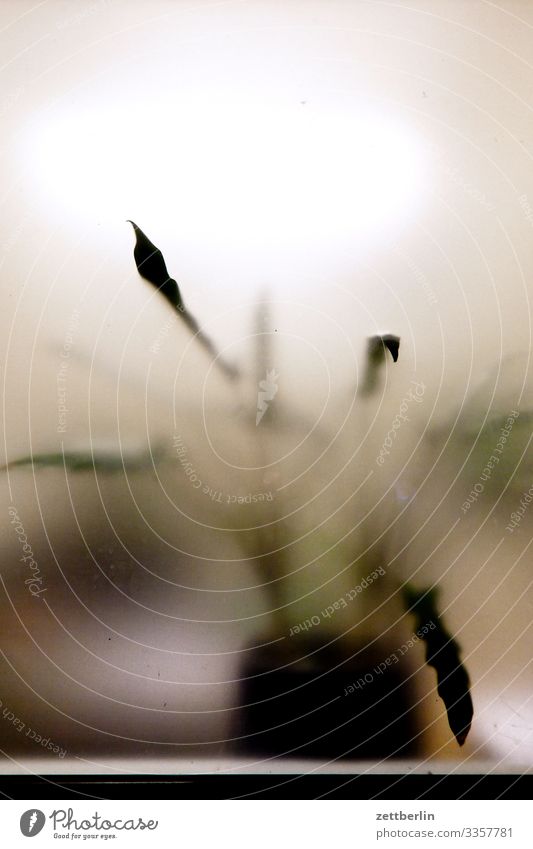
127,220 -> 184,311
360,334 -> 401,395
403,584 -> 473,746
369,334 -> 400,363
127,221 -> 238,379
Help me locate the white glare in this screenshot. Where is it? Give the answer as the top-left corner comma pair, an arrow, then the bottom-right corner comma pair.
24,98 -> 427,263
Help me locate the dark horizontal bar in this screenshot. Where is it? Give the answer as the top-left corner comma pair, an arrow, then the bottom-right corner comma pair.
0,773 -> 530,800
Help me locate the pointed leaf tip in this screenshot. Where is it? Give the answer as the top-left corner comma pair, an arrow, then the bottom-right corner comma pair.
127,220 -> 184,312
382,334 -> 400,362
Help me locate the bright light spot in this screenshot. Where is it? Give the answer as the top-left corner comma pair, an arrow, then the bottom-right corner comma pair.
23,97 -> 427,275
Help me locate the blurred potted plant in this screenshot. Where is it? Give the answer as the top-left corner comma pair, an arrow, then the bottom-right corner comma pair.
4,222 -> 473,761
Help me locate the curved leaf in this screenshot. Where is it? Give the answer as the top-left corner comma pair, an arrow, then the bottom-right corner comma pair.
403,584 -> 473,746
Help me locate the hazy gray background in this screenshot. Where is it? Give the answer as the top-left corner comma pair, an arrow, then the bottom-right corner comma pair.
1,0 -> 533,769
